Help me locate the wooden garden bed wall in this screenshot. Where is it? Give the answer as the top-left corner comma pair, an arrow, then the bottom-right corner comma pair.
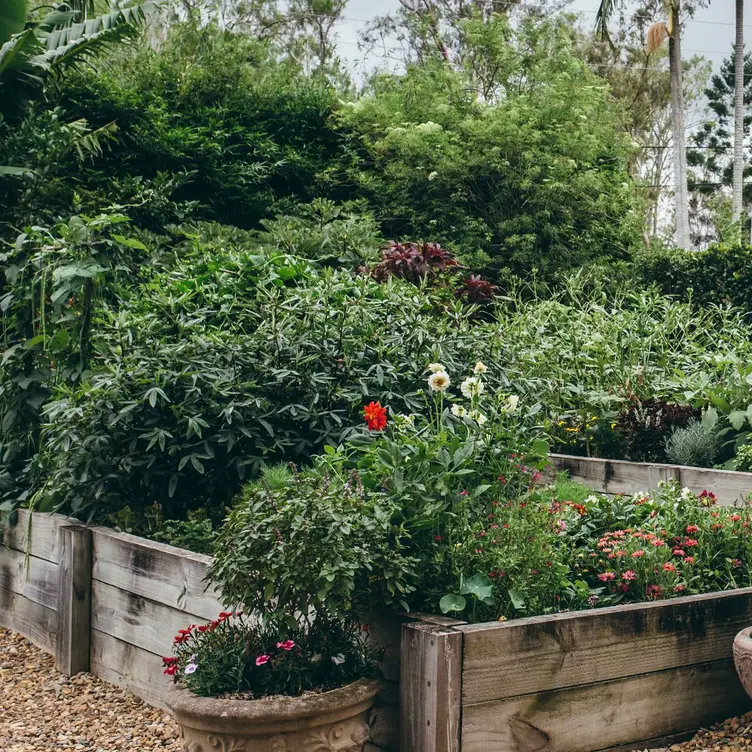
0,511 -> 399,752
402,590 -> 752,752
550,453 -> 752,504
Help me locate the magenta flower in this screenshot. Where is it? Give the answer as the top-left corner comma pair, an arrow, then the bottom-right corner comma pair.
255,654 -> 270,666
276,640 -> 296,651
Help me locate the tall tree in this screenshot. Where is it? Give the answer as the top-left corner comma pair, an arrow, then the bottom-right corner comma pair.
733,0 -> 745,236
595,0 -> 694,249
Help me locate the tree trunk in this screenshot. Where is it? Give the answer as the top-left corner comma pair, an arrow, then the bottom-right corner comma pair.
733,0 -> 745,238
669,2 -> 691,250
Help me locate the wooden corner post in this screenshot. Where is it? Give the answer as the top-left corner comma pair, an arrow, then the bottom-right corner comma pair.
400,621 -> 462,752
55,524 -> 93,675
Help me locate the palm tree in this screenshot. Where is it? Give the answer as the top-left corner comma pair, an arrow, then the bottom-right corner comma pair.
596,0 -> 691,250
733,0 -> 745,240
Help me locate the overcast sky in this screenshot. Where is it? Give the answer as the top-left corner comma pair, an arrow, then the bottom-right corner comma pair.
333,0 -> 743,80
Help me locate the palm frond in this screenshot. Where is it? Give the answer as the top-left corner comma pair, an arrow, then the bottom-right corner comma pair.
647,21 -> 669,55
594,0 -> 619,42
0,30 -> 43,77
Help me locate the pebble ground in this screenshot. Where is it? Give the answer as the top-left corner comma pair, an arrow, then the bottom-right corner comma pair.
0,628 -> 181,752
3,626 -> 752,751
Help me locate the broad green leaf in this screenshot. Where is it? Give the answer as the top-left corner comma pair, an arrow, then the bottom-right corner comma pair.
509,588 -> 526,610
439,594 -> 466,614
460,573 -> 493,600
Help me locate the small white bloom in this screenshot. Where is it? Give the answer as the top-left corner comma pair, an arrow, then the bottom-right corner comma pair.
450,404 -> 468,418
681,487 -> 693,501
428,371 -> 451,392
331,654 -> 346,665
585,495 -> 600,505
428,171 -> 438,181
473,361 -> 487,374
501,395 -> 519,413
311,653 -> 322,663
427,362 -> 446,373
460,376 -> 484,399
470,410 -> 487,426
184,663 -> 198,675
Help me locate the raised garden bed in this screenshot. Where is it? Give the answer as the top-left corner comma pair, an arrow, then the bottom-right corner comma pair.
4,456 -> 752,751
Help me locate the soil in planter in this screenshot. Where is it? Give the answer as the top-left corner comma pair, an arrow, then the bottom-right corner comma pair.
0,627 -> 181,751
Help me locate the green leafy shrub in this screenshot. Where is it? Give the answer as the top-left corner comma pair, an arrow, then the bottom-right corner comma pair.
151,517 -> 217,555
210,471 -> 417,618
635,243 -> 752,311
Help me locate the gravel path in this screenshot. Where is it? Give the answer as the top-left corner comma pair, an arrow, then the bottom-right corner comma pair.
0,628 -> 181,752
644,715 -> 752,752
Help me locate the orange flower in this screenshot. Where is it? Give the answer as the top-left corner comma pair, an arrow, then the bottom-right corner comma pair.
363,401 -> 388,431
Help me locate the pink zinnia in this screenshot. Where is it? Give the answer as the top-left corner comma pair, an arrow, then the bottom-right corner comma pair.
631,550 -> 645,559
597,572 -> 616,582
256,654 -> 270,666
276,640 -> 296,651
621,570 -> 637,581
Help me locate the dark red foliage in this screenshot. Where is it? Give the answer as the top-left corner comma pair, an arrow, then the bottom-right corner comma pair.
371,241 -> 459,284
458,274 -> 497,304
616,397 -> 700,462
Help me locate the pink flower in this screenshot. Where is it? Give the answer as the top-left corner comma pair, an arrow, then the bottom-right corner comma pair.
651,539 -> 665,547
646,584 -> 663,599
683,538 -> 698,548
672,548 -> 685,557
597,572 -> 616,582
276,640 -> 296,651
730,514 -> 742,522
684,556 -> 695,565
732,559 -> 743,569
621,570 -> 637,581
685,525 -> 699,534
631,550 -> 645,559
256,654 -> 270,666
662,562 -> 676,572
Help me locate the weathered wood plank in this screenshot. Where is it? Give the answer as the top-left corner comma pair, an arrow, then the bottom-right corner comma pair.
91,527 -> 222,621
460,586 -> 752,704
0,585 -> 57,654
91,579 -> 207,657
400,622 -> 462,752
90,628 -> 169,710
461,659 -> 750,752
550,453 -> 752,505
0,545 -> 58,610
1,510 -> 66,562
56,525 -> 92,675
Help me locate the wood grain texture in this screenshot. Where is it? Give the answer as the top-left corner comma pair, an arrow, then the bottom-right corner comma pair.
91,579 -> 208,656
90,628 -> 169,710
550,453 -> 752,505
91,527 -> 222,621
400,622 -> 462,752
0,584 -> 57,653
460,587 -> 752,704
1,510 -> 65,561
0,545 -> 58,610
56,525 -> 93,675
461,659 -> 750,752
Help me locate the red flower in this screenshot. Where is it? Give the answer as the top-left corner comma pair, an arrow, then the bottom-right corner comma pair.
276,640 -> 296,651
162,657 -> 178,665
684,556 -> 695,565
363,401 -> 388,431
362,624 -> 370,633
730,514 -> 742,522
646,584 -> 663,599
699,490 -> 717,506
164,665 -> 179,676
662,562 -> 676,572
732,559 -> 743,569
256,654 -> 271,667
685,525 -> 699,534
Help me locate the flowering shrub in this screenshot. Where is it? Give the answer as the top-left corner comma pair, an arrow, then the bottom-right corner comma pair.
164,612 -> 378,698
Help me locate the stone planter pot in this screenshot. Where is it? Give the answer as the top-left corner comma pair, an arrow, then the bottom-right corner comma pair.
734,627 -> 752,698
166,678 -> 381,752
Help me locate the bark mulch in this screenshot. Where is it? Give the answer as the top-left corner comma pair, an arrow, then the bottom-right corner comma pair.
0,628 -> 181,752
